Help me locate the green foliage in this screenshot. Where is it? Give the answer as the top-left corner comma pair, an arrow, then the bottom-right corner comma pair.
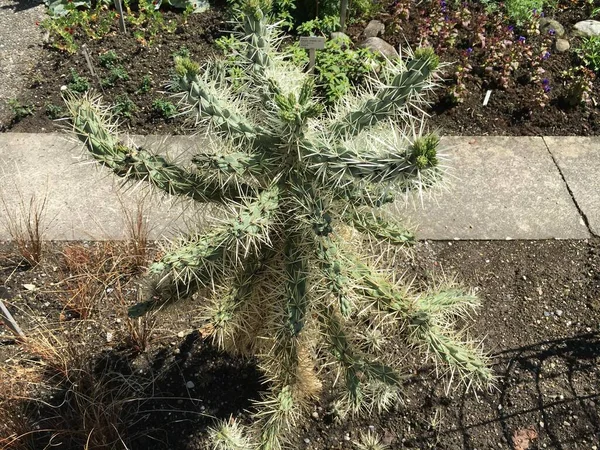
8,99 -> 34,121
64,3 -> 492,448
575,36 -> 600,73
152,98 -> 178,118
45,103 -> 65,119
113,94 -> 137,118
41,0 -> 185,53
172,46 -> 191,58
101,66 -> 130,88
137,75 -> 153,94
296,14 -> 340,36
98,50 -> 119,69
504,0 -> 555,25
227,0 -> 296,29
67,69 -> 90,93
288,35 -> 382,105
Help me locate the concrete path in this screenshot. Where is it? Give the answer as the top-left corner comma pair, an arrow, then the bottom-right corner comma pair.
0,133 -> 597,241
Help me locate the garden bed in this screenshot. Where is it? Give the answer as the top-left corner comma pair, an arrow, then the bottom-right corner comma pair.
3,0 -> 600,135
1,239 -> 599,449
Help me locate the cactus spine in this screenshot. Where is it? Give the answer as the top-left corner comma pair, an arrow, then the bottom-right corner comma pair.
64,2 -> 492,448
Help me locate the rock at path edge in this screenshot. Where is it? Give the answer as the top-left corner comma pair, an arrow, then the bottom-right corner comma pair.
538,17 -> 566,38
359,37 -> 399,59
362,19 -> 385,38
573,20 -> 600,37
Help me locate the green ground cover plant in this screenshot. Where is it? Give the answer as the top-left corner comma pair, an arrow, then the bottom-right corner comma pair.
576,36 -> 600,73
63,1 -> 492,447
7,99 -> 34,122
152,98 -> 178,118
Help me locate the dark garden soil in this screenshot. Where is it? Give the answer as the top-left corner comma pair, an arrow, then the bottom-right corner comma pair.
3,0 -> 600,136
1,239 -> 599,449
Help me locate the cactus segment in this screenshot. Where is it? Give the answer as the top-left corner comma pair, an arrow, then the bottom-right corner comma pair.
329,54 -> 436,138
65,91 -> 252,203
344,209 -> 415,246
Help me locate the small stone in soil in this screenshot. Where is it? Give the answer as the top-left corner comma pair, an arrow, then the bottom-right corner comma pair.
186,381 -> 195,389
556,309 -> 563,316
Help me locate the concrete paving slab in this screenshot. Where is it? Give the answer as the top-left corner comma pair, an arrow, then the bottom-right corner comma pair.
0,133 -> 208,240
393,136 -> 589,240
543,136 -> 600,236
0,133 -> 591,241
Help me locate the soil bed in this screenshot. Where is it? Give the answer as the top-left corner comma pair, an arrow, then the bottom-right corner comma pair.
4,1 -> 600,135
1,238 -> 599,449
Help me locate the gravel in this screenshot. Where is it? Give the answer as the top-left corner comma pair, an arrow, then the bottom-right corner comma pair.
0,0 -> 46,129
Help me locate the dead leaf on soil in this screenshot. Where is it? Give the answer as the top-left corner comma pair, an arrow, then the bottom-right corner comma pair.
512,426 -> 538,450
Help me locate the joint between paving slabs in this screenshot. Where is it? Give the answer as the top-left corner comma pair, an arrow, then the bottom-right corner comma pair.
541,136 -> 597,238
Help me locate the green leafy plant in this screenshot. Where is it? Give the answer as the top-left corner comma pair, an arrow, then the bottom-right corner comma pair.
113,94 -> 138,118
504,0 -> 554,25
288,35 -> 381,105
137,75 -> 153,94
98,50 -> 119,68
575,36 -> 600,73
45,103 -> 65,119
172,46 -> 191,58
101,66 -> 130,88
561,65 -> 597,107
151,98 -> 178,118
296,14 -> 340,36
64,2 -> 492,448
7,99 -> 34,122
67,69 -> 91,93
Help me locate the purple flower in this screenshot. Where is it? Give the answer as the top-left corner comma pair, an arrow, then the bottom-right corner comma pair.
548,29 -> 555,36
508,25 -> 514,32
542,51 -> 551,60
542,78 -> 551,92
466,47 -> 473,54
518,36 -> 526,43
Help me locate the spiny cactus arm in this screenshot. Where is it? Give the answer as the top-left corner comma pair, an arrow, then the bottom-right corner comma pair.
254,385 -> 302,450
409,321 -> 493,387
316,238 -> 352,317
240,0 -> 274,73
202,254 -> 266,349
304,133 -> 440,186
283,233 -> 309,339
343,209 -> 415,246
173,58 -> 258,136
192,150 -> 279,183
128,187 -> 280,317
327,49 -> 439,138
171,57 -> 277,150
320,307 -> 401,412
349,262 -> 493,386
64,91 -> 251,203
331,181 -> 395,208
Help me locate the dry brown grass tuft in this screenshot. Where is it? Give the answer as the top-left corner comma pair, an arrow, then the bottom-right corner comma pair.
121,198 -> 150,272
0,193 -> 48,268
58,242 -> 145,320
0,321 -> 150,450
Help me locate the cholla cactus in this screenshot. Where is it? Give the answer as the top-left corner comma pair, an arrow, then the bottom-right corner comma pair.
64,1 -> 492,448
